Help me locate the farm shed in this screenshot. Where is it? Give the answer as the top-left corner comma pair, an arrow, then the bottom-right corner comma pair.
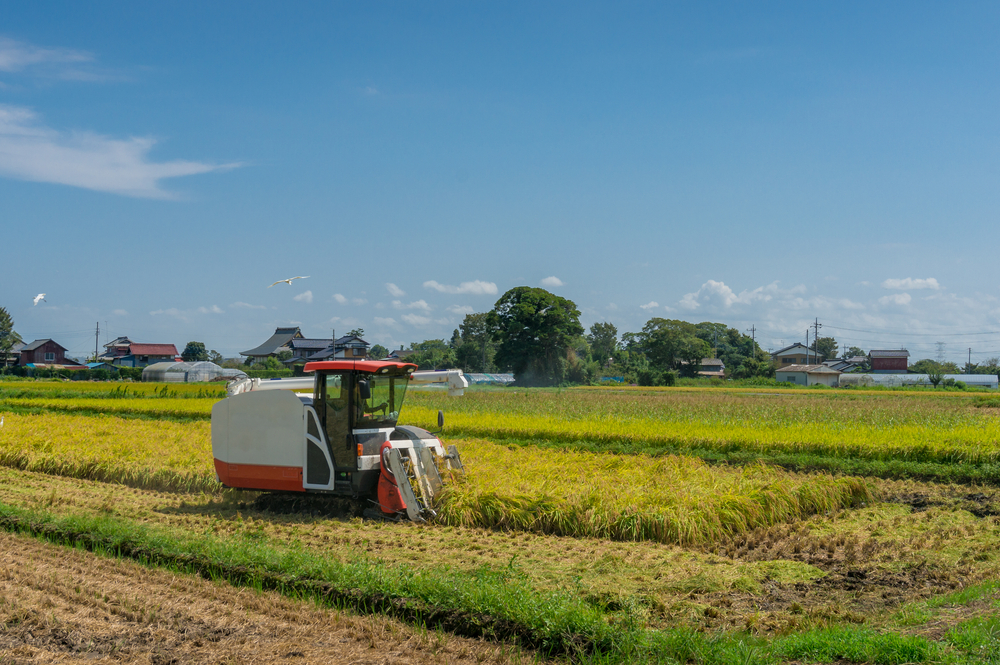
869,349 -> 909,374
775,364 -> 842,387
142,361 -> 246,383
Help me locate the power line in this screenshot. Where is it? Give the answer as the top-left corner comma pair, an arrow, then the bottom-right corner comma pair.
824,325 -> 1000,337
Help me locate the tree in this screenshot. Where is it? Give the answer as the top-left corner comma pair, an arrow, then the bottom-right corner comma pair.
587,322 -> 619,367
812,337 -> 838,362
369,344 -> 388,359
845,346 -> 866,359
348,328 -> 365,338
488,287 -> 583,386
0,307 -> 22,368
181,341 -> 208,362
911,358 -> 961,375
208,350 -> 224,364
635,319 -> 707,372
406,339 -> 457,370
455,312 -> 496,372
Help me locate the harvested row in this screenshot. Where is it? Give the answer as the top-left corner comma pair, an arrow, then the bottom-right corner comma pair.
0,411 -> 874,545
0,529 -> 527,665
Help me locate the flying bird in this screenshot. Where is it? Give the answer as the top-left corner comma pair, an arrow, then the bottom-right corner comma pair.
33,294 -> 46,306
268,276 -> 309,288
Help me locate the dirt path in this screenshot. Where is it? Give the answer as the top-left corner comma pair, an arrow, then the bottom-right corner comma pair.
0,531 -> 532,665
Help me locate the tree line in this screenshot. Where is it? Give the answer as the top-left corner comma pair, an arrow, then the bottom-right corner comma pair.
398,286 -> 775,387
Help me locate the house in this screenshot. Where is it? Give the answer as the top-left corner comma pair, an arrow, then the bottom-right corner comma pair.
771,343 -> 822,367
869,349 -> 909,374
99,336 -> 135,362
306,335 -> 370,361
385,347 -> 417,361
775,364 -> 842,387
697,358 -> 725,378
18,339 -> 77,366
281,338 -> 335,367
112,343 -> 181,368
240,327 -> 305,363
2,341 -> 23,366
823,356 -> 866,373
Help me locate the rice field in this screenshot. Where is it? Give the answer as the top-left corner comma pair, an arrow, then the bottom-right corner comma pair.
3,379 -> 1000,664
404,388 -> 1000,467
0,409 -> 872,544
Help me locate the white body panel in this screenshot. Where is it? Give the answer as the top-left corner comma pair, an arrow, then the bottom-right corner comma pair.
211,390 -> 304,467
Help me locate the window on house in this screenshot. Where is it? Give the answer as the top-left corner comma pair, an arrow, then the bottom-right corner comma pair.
44,352 -> 55,362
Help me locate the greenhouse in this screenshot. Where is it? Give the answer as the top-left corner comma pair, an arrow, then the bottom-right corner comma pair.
839,373 -> 998,389
141,361 -> 247,383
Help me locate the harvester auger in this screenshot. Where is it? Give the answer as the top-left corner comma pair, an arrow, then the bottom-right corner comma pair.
211,360 -> 467,521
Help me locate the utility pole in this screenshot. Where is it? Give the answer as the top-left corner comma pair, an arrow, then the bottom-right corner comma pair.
806,329 -> 810,364
969,347 -> 973,374
813,318 -> 823,362
94,322 -> 100,363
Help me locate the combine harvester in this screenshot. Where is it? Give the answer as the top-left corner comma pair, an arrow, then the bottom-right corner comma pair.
211,360 -> 468,521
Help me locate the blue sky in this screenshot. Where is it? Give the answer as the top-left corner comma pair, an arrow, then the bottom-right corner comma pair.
3,2 -> 1000,363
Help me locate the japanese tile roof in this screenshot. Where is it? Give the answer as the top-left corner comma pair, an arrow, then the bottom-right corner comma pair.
869,349 -> 910,358
241,327 -> 303,356
129,343 -> 179,356
776,364 -> 842,374
21,339 -> 65,352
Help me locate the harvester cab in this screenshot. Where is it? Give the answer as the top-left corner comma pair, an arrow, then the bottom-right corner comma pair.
211,360 -> 467,521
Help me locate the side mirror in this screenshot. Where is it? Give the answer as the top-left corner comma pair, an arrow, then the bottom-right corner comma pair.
437,410 -> 444,429
358,379 -> 371,401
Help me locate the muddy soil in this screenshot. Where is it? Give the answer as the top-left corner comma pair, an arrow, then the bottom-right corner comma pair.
0,532 -> 532,665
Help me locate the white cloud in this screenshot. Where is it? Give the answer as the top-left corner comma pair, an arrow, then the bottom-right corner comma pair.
679,280 -> 778,311
198,305 -> 224,314
607,303 -> 618,311
386,283 -> 405,297
374,317 -> 398,327
879,293 -> 912,306
149,308 -> 186,320
230,301 -> 266,310
392,299 -> 432,312
0,104 -> 240,199
640,301 -> 659,310
0,37 -> 92,74
293,290 -> 313,303
540,276 -> 564,288
333,293 -> 348,304
423,280 -> 497,295
882,278 -> 940,290
447,305 -> 475,315
112,309 -> 127,316
402,313 -> 432,326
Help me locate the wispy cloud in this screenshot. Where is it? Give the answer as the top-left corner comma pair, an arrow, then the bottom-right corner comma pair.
374,317 -> 398,327
540,276 -> 564,288
402,313 -> 432,326
424,280 -> 497,295
393,299 -> 432,312
198,305 -> 223,314
447,305 -> 475,315
293,290 -> 313,304
386,283 -> 405,297
0,37 -> 93,76
640,301 -> 659,310
0,104 -> 240,198
230,301 -> 266,310
882,278 -> 940,290
112,309 -> 127,316
879,293 -> 912,306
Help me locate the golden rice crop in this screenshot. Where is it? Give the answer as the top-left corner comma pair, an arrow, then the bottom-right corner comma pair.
0,397 -> 214,419
0,412 -> 216,492
404,389 -> 1000,465
437,438 -> 875,545
0,410 -> 870,544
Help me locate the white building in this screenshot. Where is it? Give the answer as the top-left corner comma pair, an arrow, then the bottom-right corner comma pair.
775,364 -> 842,387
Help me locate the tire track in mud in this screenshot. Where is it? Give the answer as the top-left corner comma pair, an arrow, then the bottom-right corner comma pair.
0,531 -> 530,665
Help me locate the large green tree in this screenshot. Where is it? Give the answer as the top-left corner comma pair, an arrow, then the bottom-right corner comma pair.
181,341 -> 209,362
636,318 -> 709,372
0,307 -> 22,367
489,287 -> 583,386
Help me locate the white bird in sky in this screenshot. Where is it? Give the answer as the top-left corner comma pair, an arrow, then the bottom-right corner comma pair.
33,293 -> 46,306
268,276 -> 309,288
